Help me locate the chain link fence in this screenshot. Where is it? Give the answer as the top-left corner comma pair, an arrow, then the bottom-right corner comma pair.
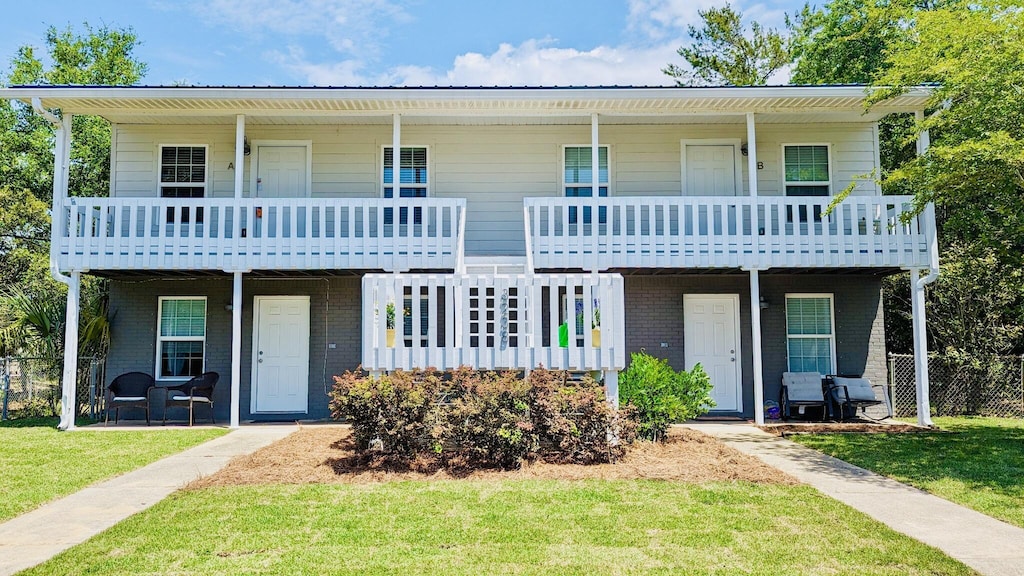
1,357 -> 106,421
889,353 -> 1024,418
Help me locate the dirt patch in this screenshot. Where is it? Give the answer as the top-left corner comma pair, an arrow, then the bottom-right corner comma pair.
760,423 -> 937,436
190,425 -> 797,489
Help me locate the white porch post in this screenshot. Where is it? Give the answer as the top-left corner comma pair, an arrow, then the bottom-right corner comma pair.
591,113 -> 600,196
234,114 -> 245,199
745,112 -> 758,197
910,109 -> 935,427
230,271 -> 243,428
58,271 -> 81,431
910,269 -> 934,426
603,370 -> 619,407
392,113 -> 401,176
748,269 -> 765,424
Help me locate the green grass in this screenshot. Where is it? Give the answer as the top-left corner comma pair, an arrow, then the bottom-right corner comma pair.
0,417 -> 226,522
792,417 -> 1024,528
23,480 -> 972,575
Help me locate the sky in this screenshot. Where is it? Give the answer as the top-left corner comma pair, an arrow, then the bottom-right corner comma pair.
0,0 -> 803,87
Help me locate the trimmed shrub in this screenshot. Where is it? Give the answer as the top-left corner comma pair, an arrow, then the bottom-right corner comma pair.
440,368 -> 537,469
528,368 -> 636,464
331,367 -> 636,468
329,369 -> 442,458
619,351 -> 714,441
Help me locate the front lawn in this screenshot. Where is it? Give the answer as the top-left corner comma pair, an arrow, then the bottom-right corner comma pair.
792,417 -> 1024,528
0,418 -> 226,522
23,480 -> 972,575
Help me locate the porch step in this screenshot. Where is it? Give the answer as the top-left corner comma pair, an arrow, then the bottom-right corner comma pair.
462,256 -> 530,275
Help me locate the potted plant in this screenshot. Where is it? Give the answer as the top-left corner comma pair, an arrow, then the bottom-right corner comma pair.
385,302 -> 396,347
591,299 -> 601,348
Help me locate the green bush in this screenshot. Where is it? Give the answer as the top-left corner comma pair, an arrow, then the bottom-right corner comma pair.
528,368 -> 636,464
329,369 -> 441,458
619,352 -> 714,441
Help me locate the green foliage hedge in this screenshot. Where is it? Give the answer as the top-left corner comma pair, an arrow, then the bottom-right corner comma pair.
619,351 -> 714,441
330,367 -> 635,469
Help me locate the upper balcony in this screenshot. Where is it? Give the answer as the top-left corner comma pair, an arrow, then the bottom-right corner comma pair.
525,195 -> 938,272
56,197 -> 466,273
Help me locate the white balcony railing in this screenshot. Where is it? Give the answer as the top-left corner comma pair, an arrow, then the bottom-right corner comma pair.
361,273 -> 625,372
56,197 -> 466,272
525,196 -> 938,271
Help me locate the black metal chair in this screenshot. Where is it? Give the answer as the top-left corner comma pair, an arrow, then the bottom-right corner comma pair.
106,372 -> 156,426
163,371 -> 219,426
780,372 -> 829,421
825,375 -> 887,421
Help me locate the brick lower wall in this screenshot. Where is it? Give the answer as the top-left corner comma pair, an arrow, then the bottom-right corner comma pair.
106,276 -> 361,422
624,273 -> 887,418
105,271 -> 886,422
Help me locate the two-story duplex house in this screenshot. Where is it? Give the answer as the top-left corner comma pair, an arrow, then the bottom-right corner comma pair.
3,85 -> 939,429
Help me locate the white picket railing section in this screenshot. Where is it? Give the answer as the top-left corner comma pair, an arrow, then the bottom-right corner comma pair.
362,273 -> 625,372
525,196 -> 938,271
56,197 -> 466,272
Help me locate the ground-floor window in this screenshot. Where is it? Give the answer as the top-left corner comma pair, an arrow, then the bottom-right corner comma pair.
785,294 -> 836,374
156,297 -> 207,380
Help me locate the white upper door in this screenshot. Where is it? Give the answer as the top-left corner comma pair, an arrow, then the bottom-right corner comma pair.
253,296 -> 310,413
256,146 -> 307,198
684,294 -> 742,412
685,145 -> 738,196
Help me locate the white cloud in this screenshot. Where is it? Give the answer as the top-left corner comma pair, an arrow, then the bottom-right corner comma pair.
628,0 -> 791,38
185,0 -> 408,57
276,38 -> 684,86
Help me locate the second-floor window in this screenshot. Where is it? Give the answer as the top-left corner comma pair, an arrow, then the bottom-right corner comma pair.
564,145 -> 609,224
383,146 -> 427,226
783,144 -> 830,222
159,145 -> 207,223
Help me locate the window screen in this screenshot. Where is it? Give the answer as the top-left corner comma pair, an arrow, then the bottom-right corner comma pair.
157,298 -> 206,379
785,295 -> 835,374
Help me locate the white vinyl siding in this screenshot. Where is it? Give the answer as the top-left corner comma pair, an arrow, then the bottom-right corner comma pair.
111,123 -> 881,255
156,297 -> 206,380
785,294 -> 836,375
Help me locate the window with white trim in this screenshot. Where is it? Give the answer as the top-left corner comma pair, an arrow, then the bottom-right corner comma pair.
383,146 -> 427,225
563,145 -> 608,224
156,297 -> 207,379
785,295 -> 836,374
159,145 -> 207,223
784,144 -> 830,222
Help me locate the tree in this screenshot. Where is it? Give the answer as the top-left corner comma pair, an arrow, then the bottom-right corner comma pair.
664,4 -> 790,86
1,23 -> 147,200
0,23 -> 145,378
871,0 -> 1024,268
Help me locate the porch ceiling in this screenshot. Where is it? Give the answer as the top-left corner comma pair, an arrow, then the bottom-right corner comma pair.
2,85 -> 932,125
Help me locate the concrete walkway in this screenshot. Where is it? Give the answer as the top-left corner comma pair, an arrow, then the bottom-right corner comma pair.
0,425 -> 297,576
688,422 -> 1024,576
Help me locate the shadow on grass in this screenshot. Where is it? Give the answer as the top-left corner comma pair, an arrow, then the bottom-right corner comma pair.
0,417 -> 99,429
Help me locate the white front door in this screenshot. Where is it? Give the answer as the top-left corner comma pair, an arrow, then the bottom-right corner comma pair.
252,296 -> 310,413
685,144 -> 738,196
684,294 -> 742,412
256,146 -> 307,198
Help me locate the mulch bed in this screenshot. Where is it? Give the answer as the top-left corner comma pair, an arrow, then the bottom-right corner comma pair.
190,425 -> 797,489
760,422 -> 937,436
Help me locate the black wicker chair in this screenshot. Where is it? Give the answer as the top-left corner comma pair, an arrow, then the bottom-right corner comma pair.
163,372 -> 219,426
106,372 -> 156,426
